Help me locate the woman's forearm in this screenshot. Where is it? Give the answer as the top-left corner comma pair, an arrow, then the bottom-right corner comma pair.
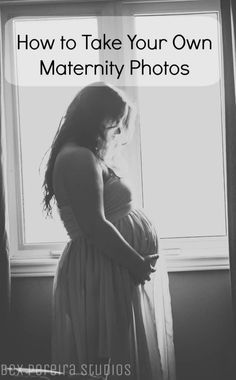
86,217 -> 144,273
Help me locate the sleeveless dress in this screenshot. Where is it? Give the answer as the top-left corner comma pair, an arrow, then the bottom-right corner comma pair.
51,172 -> 176,380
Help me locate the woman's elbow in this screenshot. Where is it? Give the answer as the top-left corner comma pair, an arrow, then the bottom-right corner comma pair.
81,214 -> 108,241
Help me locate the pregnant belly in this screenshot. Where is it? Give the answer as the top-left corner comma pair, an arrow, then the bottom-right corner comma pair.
113,208 -> 159,258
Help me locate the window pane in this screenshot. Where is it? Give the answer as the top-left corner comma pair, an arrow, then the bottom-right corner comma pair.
14,17 -> 99,244
135,15 -> 226,238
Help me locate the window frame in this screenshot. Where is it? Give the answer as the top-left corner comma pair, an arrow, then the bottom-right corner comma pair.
120,0 -> 229,267
0,0 -> 230,277
1,2 -> 114,275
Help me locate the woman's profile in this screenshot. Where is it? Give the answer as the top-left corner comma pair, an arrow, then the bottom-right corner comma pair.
42,82 -> 175,379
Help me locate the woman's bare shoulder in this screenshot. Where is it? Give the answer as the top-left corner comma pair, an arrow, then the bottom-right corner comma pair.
55,143 -> 100,173
53,144 -> 104,207
56,143 -> 95,160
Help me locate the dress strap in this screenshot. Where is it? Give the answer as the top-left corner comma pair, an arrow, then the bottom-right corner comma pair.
98,159 -> 121,185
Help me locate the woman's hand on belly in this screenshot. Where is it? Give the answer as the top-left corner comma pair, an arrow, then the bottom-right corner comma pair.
131,254 -> 159,285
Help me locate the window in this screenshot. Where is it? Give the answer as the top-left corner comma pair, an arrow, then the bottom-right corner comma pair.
1,0 -> 229,276
135,15 -> 226,239
15,17 -> 99,244
121,0 -> 228,266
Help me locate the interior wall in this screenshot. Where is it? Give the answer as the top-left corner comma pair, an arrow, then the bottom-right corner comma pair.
8,270 -> 236,380
169,270 -> 236,380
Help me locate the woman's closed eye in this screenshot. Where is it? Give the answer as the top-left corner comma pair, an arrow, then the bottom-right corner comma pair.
106,123 -> 119,130
106,124 -> 122,136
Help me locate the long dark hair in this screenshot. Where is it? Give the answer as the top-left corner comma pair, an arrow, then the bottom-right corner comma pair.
42,82 -> 133,217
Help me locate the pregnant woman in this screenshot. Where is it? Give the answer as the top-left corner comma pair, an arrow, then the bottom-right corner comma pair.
42,83 -> 175,380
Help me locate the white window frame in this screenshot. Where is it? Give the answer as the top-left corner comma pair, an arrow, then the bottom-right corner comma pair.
120,0 -> 229,265
0,0 -> 230,277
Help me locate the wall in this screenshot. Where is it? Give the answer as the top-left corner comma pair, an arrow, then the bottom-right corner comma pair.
8,270 -> 236,380
169,271 -> 236,380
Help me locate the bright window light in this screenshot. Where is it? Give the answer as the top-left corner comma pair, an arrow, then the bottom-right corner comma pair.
135,15 -> 226,239
15,17 -> 99,244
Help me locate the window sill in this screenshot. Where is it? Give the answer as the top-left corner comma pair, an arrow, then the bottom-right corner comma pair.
165,252 -> 229,272
10,252 -> 230,277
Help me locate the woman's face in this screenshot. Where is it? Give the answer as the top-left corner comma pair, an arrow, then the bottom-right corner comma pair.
101,118 -> 126,159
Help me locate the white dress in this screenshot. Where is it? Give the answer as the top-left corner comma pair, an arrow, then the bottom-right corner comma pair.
51,173 -> 176,380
